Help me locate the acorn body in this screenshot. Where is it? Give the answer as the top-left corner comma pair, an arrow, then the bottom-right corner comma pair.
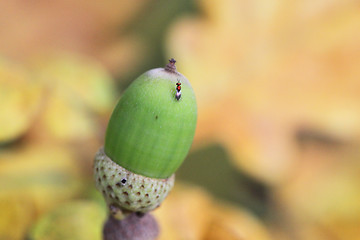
104,67 -> 197,179
94,59 -> 197,217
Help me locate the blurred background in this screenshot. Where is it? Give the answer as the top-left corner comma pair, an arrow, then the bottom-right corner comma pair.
1,0 -> 360,239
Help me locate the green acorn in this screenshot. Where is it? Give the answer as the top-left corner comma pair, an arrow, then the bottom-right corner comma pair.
94,59 -> 197,218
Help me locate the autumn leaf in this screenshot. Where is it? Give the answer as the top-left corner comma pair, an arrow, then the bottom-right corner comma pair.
154,184 -> 271,240
166,0 -> 360,184
0,58 -> 42,143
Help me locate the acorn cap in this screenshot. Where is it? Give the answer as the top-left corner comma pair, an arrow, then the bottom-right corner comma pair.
104,60 -> 197,179
94,148 -> 174,215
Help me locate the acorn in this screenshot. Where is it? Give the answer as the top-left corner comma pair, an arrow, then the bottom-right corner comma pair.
94,59 -> 197,219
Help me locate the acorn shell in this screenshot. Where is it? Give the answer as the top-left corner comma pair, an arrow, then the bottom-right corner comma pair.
104,67 -> 197,179
94,148 -> 174,213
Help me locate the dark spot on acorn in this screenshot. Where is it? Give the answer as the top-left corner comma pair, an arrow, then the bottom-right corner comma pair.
123,191 -> 129,196
136,192 -> 141,196
154,189 -> 157,193
101,167 -> 104,170
125,201 -> 131,205
140,185 -> 145,189
115,196 -> 119,201
96,167 -> 99,172
138,200 -> 142,203
102,190 -> 106,195
129,185 -> 133,189
146,201 -> 151,204
102,174 -> 106,180
116,182 -> 121,187
107,185 -> 113,191
156,196 -> 159,199
111,174 -> 115,179
136,212 -> 145,217
108,167 -> 111,171
151,184 -> 154,188
145,194 -> 149,197
98,178 -> 101,183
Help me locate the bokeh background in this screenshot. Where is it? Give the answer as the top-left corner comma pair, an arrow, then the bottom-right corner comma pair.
1,0 -> 360,239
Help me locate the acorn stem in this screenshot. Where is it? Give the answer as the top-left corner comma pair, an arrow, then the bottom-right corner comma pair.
103,213 -> 159,240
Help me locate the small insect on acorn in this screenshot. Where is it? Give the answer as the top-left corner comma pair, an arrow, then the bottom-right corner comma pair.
175,80 -> 182,101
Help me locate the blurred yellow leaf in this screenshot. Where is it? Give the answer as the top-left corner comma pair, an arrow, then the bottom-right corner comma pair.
166,0 -> 360,184
166,1 -> 360,238
30,52 -> 116,114
205,205 -> 271,240
273,152 -> 360,240
154,184 -> 271,240
0,144 -> 83,228
28,52 -> 116,142
29,201 -> 106,240
0,58 -> 42,142
154,184 -> 213,240
0,195 -> 34,240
